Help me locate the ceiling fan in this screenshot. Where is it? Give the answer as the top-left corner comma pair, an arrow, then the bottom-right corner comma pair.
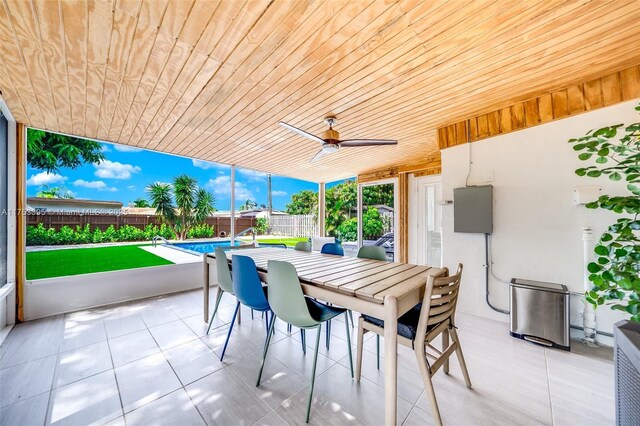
278,116 -> 397,162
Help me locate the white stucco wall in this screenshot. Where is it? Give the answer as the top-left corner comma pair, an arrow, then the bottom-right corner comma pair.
439,99 -> 639,342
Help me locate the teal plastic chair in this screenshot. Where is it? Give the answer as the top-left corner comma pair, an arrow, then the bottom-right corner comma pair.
206,247 -> 236,334
356,245 -> 388,366
258,260 -> 354,423
357,245 -> 387,261
294,241 -> 311,252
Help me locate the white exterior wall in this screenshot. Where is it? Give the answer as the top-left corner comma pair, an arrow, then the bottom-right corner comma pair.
438,99 -> 640,343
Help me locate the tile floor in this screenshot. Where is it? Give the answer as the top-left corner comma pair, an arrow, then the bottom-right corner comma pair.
0,289 -> 615,426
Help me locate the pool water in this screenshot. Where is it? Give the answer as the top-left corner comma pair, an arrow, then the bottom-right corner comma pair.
170,240 -> 240,254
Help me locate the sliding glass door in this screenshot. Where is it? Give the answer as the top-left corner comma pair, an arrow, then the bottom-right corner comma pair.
357,179 -> 398,261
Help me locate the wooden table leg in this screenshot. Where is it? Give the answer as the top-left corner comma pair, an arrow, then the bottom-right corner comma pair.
384,295 -> 398,426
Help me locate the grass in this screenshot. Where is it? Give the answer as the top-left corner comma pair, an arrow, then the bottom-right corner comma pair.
254,237 -> 309,247
26,245 -> 174,280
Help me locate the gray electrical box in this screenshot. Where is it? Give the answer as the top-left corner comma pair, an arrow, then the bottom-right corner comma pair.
453,185 -> 493,233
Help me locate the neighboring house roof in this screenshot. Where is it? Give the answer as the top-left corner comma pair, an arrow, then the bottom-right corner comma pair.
27,197 -> 123,209
121,207 -> 157,215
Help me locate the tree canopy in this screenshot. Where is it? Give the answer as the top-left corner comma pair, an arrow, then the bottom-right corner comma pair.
27,129 -> 105,173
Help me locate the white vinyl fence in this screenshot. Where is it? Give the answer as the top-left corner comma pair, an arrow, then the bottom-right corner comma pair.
269,215 -> 317,237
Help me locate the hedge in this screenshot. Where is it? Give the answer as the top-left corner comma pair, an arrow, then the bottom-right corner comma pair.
26,223 -> 215,246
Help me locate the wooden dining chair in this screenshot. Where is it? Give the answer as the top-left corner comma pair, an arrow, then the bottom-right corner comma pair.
355,264 -> 471,426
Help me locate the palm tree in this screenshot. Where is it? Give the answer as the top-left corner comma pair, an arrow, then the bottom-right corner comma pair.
131,198 -> 150,208
147,175 -> 216,240
239,199 -> 257,211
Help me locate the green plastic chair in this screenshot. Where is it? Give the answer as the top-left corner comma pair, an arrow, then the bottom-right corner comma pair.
357,245 -> 387,367
206,247 -> 236,334
257,260 -> 354,423
294,241 -> 311,252
357,245 -> 387,261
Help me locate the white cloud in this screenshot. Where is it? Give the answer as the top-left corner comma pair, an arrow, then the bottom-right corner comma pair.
238,168 -> 266,181
192,159 -> 217,170
206,176 -> 254,201
127,185 -> 136,190
26,172 -> 67,186
272,190 -> 287,196
113,145 -> 143,153
101,145 -> 112,152
94,160 -> 141,180
73,179 -> 117,192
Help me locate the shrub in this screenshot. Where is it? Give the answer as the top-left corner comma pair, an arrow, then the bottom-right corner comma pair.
255,217 -> 268,235
26,222 -> 178,246
186,224 -> 215,239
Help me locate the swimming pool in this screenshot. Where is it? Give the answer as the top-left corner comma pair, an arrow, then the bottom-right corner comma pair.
169,240 -> 240,254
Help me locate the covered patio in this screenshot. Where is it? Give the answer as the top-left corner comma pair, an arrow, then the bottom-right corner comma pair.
1,1 -> 638,425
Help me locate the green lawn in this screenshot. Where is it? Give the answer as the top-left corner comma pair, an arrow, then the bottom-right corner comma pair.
26,245 -> 174,280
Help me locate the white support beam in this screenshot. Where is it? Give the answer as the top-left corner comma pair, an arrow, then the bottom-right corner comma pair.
230,166 -> 236,243
318,183 -> 325,237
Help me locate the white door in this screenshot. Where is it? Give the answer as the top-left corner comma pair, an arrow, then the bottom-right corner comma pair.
415,176 -> 442,266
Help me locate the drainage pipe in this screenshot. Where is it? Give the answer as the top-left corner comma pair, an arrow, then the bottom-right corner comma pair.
485,233 -> 509,315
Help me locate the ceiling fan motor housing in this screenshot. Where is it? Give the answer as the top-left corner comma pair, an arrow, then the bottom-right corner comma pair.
322,128 -> 340,143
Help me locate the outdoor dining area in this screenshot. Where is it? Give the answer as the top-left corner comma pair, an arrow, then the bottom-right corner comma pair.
1,0 -> 636,425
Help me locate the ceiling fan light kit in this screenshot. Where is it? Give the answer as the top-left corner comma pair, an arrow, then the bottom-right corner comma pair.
278,116 -> 397,162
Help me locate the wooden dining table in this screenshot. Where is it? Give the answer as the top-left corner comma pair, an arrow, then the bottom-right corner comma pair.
202,247 -> 446,426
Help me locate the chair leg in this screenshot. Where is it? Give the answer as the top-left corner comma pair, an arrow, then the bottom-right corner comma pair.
450,327 -> 472,388
264,310 -> 269,336
325,320 -> 331,350
238,307 -> 242,324
348,310 -> 354,328
415,343 -> 442,426
219,301 -> 240,361
256,314 -> 277,386
344,312 -> 353,378
376,334 -> 380,370
355,317 -> 364,382
206,289 -> 224,335
443,326 -> 450,374
287,323 -> 292,333
301,329 -> 306,354
305,324 -> 322,423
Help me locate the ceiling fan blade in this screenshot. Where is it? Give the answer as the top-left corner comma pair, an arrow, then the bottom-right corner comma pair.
310,148 -> 327,163
278,122 -> 325,144
339,139 -> 398,147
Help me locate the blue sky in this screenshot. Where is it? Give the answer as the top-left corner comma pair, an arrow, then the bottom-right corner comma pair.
25,141 -> 333,211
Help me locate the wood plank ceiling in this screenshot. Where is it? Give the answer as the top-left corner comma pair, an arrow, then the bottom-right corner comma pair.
1,0 -> 639,183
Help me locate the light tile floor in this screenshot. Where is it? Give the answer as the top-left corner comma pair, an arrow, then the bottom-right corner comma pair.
0,289 -> 615,426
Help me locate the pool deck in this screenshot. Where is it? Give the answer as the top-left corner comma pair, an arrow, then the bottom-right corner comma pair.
140,245 -> 201,264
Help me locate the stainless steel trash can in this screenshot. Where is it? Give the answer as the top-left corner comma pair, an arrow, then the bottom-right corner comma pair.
510,278 -> 570,351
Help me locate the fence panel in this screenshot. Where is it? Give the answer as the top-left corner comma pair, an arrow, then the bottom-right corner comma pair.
269,215 -> 317,237
27,213 -> 256,236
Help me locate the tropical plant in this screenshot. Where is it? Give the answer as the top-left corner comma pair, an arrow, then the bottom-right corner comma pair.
36,185 -> 74,199
131,197 -> 150,208
255,217 -> 269,235
147,174 -> 216,240
570,103 -> 640,322
27,129 -> 105,173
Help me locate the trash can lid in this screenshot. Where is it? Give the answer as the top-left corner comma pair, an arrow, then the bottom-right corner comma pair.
510,278 -> 568,294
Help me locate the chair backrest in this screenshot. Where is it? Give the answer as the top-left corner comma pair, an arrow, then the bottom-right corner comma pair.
415,264 -> 463,340
357,245 -> 387,261
321,243 -> 344,256
231,255 -> 270,311
311,236 -> 335,251
214,247 -> 234,293
294,241 -> 311,252
267,260 -> 318,328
